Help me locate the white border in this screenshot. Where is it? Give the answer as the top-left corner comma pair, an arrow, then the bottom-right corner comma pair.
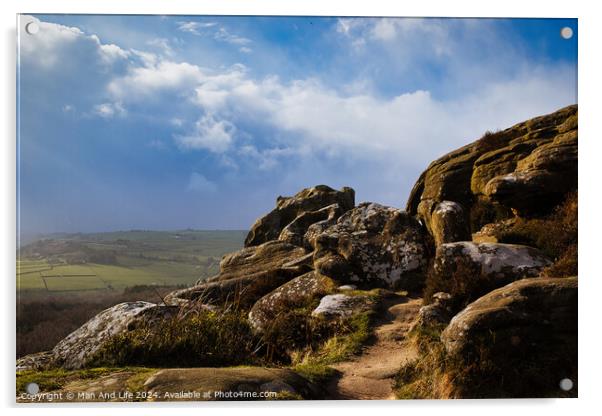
2,1 -> 600,415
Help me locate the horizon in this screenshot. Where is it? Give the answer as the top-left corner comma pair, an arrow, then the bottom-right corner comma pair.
17,15 -> 577,235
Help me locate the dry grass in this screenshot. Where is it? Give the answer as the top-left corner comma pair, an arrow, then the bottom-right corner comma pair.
395,321 -> 577,399
495,191 -> 577,277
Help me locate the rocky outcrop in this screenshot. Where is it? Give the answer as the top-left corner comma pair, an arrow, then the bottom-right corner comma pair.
311,294 -> 375,318
248,271 -> 336,332
442,277 -> 577,355
52,302 -> 177,370
245,185 -> 355,247
167,241 -> 312,306
429,242 -> 551,308
406,105 -> 577,239
312,202 -> 428,290
440,277 -> 577,397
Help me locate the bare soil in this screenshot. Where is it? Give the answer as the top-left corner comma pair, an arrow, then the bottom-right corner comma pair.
326,294 -> 422,400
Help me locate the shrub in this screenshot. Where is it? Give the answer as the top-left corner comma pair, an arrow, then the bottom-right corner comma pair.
495,191 -> 577,277
422,253 -> 488,312
89,305 -> 260,368
395,323 -> 577,399
469,197 -> 512,234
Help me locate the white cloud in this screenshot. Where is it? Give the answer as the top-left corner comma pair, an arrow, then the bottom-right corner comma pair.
103,45 -> 574,168
214,27 -> 251,45
97,40 -> 131,63
108,60 -> 204,98
93,102 -> 126,118
147,38 -> 174,57
187,172 -> 218,193
19,16 -> 130,69
176,20 -> 252,46
22,15 -> 576,184
177,21 -> 217,35
175,113 -> 236,152
239,46 -> 253,54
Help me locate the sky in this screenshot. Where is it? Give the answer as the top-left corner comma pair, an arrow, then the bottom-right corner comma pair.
17,15 -> 577,235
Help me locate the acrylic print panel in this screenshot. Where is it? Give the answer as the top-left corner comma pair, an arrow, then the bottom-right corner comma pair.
16,14 -> 578,402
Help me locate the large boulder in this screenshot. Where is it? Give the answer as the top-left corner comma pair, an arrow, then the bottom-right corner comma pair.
248,271 -> 336,333
167,241 -> 312,306
52,302 -> 177,369
245,185 -> 355,247
428,242 -> 552,308
406,105 -> 577,236
427,201 -> 471,246
312,202 -> 428,290
441,277 -> 577,397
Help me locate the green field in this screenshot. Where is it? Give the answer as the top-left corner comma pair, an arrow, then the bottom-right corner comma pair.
17,230 -> 246,292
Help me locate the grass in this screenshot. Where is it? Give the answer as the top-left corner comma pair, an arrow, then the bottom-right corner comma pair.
494,191 -> 577,277
89,304 -> 260,368
290,310 -> 374,384
394,320 -> 578,399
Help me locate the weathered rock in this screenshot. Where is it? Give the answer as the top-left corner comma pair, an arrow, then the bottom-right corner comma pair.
245,185 -> 355,247
427,201 -> 471,245
440,277 -> 577,397
279,203 -> 343,248
311,294 -> 375,318
20,367 -> 320,401
143,367 -> 320,400
16,351 -> 54,372
52,302 -> 178,369
216,240 -> 310,281
168,241 -> 312,306
312,202 -> 428,290
471,218 -> 517,243
442,276 -> 577,355
406,105 -> 577,235
431,242 -> 552,308
248,271 -> 336,332
410,292 -> 454,331
484,129 -> 577,214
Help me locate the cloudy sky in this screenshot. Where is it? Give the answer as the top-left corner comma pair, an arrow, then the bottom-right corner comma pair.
17,15 -> 577,234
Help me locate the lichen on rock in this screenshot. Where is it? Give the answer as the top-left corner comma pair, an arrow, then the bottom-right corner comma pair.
312,202 -> 428,290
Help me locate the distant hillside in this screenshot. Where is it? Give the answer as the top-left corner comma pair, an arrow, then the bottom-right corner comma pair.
17,230 -> 247,292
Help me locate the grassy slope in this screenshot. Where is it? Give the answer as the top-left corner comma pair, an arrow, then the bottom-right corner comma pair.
17,230 -> 246,291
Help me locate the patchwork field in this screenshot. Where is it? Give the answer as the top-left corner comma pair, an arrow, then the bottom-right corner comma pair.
17,230 -> 247,292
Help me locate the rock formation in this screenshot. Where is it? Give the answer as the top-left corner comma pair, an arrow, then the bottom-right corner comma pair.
312,202 -> 428,290
245,185 -> 355,247
17,106 -> 578,399
406,104 -> 577,242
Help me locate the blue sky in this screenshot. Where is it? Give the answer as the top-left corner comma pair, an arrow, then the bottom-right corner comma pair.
17,15 -> 577,235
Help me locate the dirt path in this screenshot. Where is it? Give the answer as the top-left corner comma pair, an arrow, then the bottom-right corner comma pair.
326,294 -> 422,400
